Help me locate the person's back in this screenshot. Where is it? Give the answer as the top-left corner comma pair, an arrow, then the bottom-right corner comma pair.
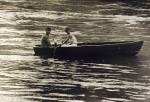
70,33 -> 77,45
41,27 -> 51,47
41,34 -> 50,47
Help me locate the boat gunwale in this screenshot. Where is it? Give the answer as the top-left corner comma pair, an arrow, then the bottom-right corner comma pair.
34,41 -> 143,49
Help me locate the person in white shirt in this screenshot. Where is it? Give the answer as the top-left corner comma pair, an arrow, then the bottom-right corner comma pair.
62,27 -> 77,46
41,27 -> 51,47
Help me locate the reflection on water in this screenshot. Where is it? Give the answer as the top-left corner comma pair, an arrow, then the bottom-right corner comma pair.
0,0 -> 150,102
0,56 -> 150,102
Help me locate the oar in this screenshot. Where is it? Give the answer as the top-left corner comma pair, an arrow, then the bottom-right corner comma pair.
52,45 -> 57,58
52,38 -> 60,58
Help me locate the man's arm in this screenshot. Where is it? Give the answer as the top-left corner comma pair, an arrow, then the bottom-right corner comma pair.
62,36 -> 70,45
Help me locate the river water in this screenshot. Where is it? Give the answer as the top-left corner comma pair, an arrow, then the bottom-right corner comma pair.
0,0 -> 150,102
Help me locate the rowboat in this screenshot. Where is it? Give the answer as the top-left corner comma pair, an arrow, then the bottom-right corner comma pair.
33,41 -> 143,58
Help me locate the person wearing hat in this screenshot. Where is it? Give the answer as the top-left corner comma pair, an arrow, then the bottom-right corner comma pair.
41,27 -> 51,47
62,27 -> 77,46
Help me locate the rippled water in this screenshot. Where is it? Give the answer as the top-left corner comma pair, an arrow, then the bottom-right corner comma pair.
0,0 -> 150,102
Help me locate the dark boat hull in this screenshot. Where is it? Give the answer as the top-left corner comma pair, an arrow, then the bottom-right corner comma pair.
34,41 -> 143,58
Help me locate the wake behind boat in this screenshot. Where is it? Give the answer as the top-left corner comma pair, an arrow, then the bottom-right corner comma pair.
34,40 -> 143,58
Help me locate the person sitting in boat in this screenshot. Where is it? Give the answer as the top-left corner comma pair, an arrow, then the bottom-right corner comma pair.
41,27 -> 51,47
62,27 -> 77,46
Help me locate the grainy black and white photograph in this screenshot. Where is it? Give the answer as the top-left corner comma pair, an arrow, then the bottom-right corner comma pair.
0,0 -> 150,102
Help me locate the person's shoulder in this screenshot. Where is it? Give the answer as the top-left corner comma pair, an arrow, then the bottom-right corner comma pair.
43,34 -> 49,38
70,34 -> 76,38
68,34 -> 72,37
41,34 -> 47,40
41,34 -> 45,37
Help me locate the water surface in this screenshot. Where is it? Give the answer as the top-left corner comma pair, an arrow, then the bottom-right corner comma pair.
0,0 -> 150,102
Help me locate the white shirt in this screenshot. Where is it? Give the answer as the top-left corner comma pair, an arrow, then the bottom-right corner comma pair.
63,34 -> 77,46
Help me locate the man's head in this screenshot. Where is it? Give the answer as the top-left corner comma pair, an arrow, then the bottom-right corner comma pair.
45,27 -> 51,35
65,27 -> 71,35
